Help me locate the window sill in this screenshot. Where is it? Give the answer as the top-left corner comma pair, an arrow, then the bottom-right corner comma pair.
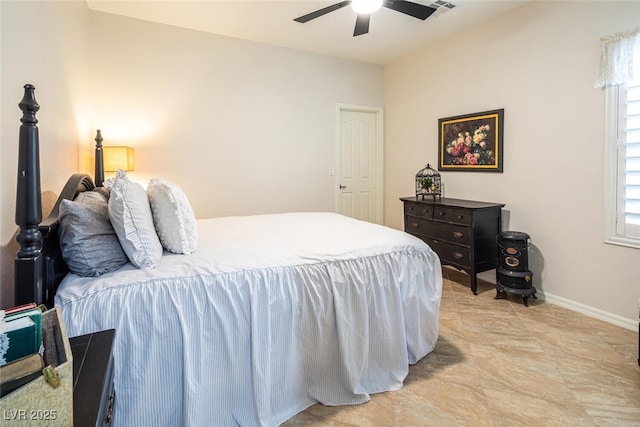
605,236 -> 640,250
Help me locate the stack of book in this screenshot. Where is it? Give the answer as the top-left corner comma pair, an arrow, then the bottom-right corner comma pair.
0,303 -> 45,397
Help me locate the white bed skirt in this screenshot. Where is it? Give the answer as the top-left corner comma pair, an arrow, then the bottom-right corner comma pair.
56,212 -> 442,426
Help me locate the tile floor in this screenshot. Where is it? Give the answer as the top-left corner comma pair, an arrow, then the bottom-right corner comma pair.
283,267 -> 640,426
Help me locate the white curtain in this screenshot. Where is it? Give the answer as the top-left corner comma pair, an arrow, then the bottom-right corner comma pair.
595,27 -> 640,88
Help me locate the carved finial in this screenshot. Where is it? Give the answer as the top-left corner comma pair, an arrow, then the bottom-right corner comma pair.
94,129 -> 105,187
19,84 -> 40,126
95,129 -> 103,148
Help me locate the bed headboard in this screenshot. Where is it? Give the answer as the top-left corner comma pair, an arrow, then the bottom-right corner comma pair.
14,84 -> 105,308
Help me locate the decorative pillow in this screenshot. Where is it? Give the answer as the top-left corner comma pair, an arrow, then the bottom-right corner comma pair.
108,170 -> 163,269
147,178 -> 198,254
58,190 -> 129,277
93,185 -> 111,201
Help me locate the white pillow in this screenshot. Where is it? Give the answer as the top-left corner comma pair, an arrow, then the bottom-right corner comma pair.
108,170 -> 163,269
147,178 -> 198,254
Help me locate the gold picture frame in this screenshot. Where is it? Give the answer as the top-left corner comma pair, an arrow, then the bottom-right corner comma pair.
438,109 -> 504,172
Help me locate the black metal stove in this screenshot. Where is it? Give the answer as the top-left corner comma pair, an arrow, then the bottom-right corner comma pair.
495,231 -> 537,306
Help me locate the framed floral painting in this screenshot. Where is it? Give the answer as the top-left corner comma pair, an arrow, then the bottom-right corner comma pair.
438,109 -> 504,172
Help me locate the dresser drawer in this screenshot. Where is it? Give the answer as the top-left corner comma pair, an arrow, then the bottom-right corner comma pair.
405,216 -> 431,235
430,222 -> 471,245
404,201 -> 433,220
433,207 -> 471,226
423,238 -> 471,267
405,216 -> 471,245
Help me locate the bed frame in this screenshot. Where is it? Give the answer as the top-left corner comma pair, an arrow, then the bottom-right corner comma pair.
14,84 -> 105,308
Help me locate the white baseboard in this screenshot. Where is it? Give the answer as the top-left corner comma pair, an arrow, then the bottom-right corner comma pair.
538,291 -> 638,332
474,270 -> 638,332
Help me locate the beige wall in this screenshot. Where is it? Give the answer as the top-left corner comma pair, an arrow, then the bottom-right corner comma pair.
1,0 -> 89,308
86,12 -> 384,219
384,1 -> 640,323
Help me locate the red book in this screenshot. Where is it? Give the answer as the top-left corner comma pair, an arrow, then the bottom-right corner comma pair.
3,303 -> 37,316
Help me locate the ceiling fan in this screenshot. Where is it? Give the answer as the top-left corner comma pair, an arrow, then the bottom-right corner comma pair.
294,0 -> 452,37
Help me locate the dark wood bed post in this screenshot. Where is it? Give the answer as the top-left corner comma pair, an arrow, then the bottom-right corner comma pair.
12,85 -> 101,308
94,129 -> 104,187
14,84 -> 44,306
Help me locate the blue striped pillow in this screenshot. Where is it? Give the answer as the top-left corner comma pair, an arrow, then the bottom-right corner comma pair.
58,190 -> 129,276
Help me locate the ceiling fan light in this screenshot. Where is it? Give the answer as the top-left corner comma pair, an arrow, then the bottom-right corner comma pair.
351,0 -> 383,14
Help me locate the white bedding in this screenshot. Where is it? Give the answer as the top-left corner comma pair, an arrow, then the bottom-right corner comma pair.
55,212 -> 442,427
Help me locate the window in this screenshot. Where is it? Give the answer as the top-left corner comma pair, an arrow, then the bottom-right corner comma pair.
600,28 -> 640,248
604,77 -> 640,248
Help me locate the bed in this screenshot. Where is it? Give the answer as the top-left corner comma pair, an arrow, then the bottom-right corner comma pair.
12,84 -> 443,426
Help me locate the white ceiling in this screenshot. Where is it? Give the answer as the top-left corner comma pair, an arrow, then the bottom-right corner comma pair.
86,0 -> 529,65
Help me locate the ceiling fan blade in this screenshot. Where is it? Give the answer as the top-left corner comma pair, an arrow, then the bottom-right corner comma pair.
383,0 -> 436,20
353,14 -> 370,36
294,1 -> 351,23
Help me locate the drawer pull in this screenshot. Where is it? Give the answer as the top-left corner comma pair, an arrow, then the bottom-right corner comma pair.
453,252 -> 464,260
439,211 -> 446,217
410,222 -> 419,229
457,215 -> 464,220
452,231 -> 464,239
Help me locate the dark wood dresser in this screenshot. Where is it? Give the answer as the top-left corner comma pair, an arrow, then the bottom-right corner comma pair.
400,197 -> 505,294
70,329 -> 115,426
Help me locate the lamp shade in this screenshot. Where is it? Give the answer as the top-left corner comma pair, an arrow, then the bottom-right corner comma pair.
103,146 -> 134,172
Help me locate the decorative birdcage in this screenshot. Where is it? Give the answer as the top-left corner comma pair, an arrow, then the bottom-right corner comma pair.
415,163 -> 442,200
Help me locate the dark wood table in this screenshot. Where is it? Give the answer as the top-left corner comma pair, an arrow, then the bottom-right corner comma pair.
400,196 -> 505,294
70,329 -> 115,426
